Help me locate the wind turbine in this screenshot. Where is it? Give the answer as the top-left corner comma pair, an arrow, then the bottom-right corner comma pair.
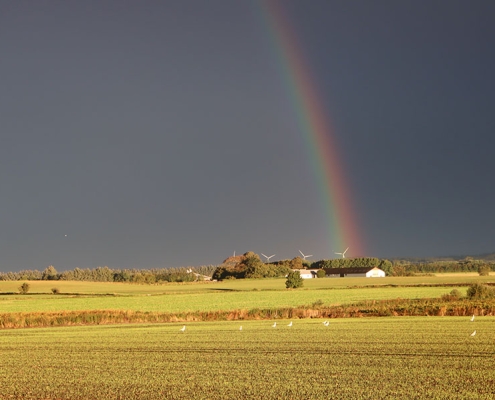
335,247 -> 349,259
298,250 -> 313,260
261,253 -> 276,263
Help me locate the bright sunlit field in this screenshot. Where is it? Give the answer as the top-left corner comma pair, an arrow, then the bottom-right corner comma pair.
1,274 -> 493,295
0,277 -> 479,314
0,286 -> 469,314
0,317 -> 494,399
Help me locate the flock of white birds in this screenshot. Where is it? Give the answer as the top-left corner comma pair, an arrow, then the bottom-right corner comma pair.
179,320 -> 332,333
179,315 -> 478,335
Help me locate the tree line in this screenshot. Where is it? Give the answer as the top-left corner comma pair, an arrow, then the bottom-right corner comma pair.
1,256 -> 493,283
388,259 -> 495,276
0,265 -> 217,283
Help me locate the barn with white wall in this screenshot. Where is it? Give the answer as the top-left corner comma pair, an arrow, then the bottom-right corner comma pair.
291,269 -> 319,279
323,266 -> 385,278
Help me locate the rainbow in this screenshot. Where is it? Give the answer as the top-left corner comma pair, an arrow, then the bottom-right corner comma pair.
259,0 -> 365,257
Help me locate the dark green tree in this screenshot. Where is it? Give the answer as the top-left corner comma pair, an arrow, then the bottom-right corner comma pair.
285,270 -> 303,289
378,259 -> 393,275
244,253 -> 268,278
212,266 -> 228,280
290,257 -> 304,270
113,270 -> 132,282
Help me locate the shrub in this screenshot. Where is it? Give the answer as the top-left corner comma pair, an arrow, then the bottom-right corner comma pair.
18,282 -> 30,294
478,266 -> 491,276
51,287 -> 60,294
466,283 -> 495,300
316,269 -> 326,278
441,288 -> 462,301
285,271 -> 303,289
312,299 -> 324,308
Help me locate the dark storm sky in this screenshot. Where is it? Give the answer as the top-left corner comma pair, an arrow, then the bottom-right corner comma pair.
1,0 -> 494,271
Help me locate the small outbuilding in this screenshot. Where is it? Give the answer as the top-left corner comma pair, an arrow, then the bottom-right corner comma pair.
323,266 -> 386,278
292,269 -> 318,279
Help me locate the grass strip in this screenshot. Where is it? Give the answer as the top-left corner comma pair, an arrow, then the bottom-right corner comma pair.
1,298 -> 495,329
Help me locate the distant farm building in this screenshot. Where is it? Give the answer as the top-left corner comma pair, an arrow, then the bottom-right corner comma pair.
292,269 -> 318,279
194,273 -> 212,281
323,266 -> 385,278
186,269 -> 212,281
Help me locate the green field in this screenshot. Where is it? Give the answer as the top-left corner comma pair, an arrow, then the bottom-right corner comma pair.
1,275 -> 492,314
1,274 -> 493,294
0,317 -> 494,399
0,286 -> 469,314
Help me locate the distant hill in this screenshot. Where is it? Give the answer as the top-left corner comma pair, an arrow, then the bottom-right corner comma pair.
392,252 -> 495,263
478,252 -> 495,261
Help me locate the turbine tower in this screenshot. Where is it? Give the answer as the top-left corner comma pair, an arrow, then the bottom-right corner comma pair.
335,247 -> 349,259
261,253 -> 276,263
298,250 -> 313,260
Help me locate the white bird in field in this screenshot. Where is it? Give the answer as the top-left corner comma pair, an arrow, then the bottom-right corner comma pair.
323,321 -> 330,326
239,326 -> 242,331
272,322 -> 277,328
180,325 -> 186,332
470,330 -> 476,337
287,321 -> 292,327
470,315 -> 475,322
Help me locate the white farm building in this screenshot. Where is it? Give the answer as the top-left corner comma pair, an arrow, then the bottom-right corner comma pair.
291,269 -> 319,279
323,266 -> 386,278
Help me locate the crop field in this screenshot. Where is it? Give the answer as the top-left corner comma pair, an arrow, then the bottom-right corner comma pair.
1,275 -> 492,315
1,274 -> 493,295
0,286 -> 468,314
0,317 -> 494,399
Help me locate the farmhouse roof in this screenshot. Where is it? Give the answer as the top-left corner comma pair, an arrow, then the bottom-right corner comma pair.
323,267 -> 381,275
